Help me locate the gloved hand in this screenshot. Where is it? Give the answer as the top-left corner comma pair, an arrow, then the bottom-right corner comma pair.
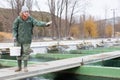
13,37 -> 17,42
46,21 -> 52,27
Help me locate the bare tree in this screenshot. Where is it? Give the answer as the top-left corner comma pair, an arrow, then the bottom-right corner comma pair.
57,0 -> 65,39
26,0 -> 33,14
48,0 -> 60,38
8,0 -> 25,16
48,0 -> 56,39
7,0 -> 33,19
34,0 -> 44,20
64,0 -> 69,38
48,0 -> 79,39
47,0 -> 89,39
79,15 -> 85,39
67,0 -> 78,37
34,0 -> 46,38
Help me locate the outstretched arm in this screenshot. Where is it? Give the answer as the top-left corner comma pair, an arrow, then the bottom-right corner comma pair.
32,17 -> 51,27
32,17 -> 47,27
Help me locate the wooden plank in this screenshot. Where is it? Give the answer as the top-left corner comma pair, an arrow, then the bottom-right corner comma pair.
0,51 -> 120,80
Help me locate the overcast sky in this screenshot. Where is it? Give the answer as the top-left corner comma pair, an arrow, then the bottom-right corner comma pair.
87,0 -> 120,19
0,0 -> 120,20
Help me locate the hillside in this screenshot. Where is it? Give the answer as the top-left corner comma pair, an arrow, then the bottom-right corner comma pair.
0,8 -> 51,33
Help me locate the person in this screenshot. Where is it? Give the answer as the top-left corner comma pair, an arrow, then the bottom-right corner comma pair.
12,6 -> 51,72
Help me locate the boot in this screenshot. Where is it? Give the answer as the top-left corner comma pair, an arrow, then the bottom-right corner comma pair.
15,60 -> 22,72
24,60 -> 28,72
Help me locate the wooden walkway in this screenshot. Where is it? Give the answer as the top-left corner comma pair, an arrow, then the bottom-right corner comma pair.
0,51 -> 120,80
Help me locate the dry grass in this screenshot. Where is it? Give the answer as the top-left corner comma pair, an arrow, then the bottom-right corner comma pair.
0,32 -> 12,42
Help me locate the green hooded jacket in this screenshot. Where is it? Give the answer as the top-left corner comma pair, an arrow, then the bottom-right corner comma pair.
13,16 -> 47,44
